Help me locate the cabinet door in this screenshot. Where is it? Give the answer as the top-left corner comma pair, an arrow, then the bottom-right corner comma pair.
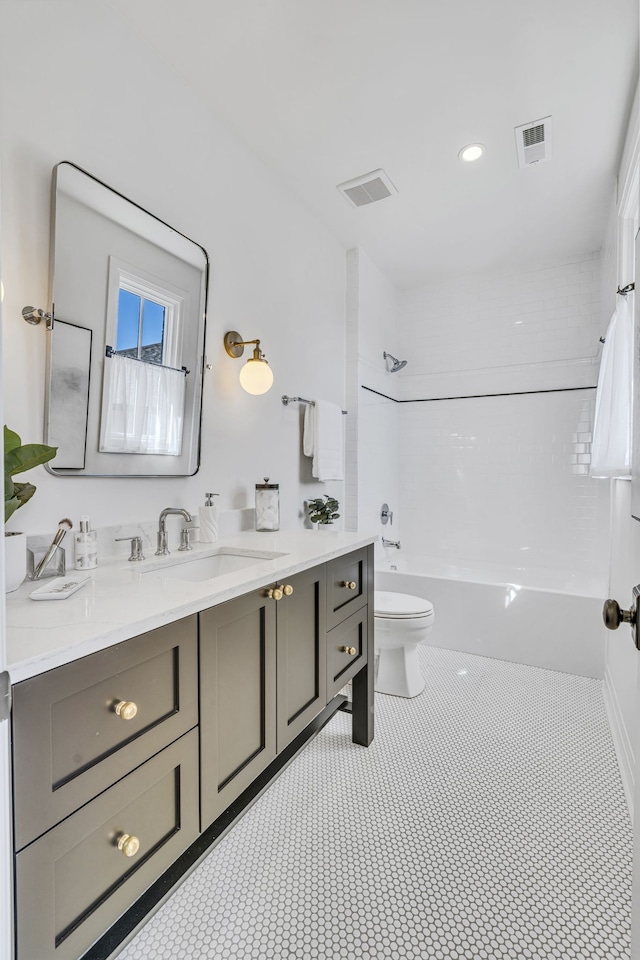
326,606 -> 368,700
200,590 -> 277,829
276,565 -> 326,752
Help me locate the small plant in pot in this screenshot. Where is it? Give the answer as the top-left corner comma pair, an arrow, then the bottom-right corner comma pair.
5,426 -> 57,592
306,495 -> 340,528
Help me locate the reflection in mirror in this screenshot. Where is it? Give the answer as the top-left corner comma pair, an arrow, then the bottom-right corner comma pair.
46,162 -> 208,476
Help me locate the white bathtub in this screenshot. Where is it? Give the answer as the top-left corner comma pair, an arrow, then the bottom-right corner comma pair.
375,555 -> 607,678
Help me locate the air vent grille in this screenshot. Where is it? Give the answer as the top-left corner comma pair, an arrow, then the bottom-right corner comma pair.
522,124 -> 545,148
337,168 -> 397,207
515,116 -> 552,168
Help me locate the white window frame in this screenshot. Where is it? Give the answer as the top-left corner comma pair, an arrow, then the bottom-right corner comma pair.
105,257 -> 188,369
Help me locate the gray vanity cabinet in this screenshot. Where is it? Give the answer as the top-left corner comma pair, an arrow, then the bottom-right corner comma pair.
199,588 -> 278,828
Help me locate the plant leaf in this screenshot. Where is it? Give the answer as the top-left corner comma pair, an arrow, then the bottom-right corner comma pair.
5,442 -> 57,477
4,426 -> 21,455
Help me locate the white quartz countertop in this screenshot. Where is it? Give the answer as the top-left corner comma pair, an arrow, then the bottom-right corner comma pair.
6,530 -> 376,683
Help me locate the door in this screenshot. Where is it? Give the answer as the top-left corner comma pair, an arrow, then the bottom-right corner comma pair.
0,186 -> 14,960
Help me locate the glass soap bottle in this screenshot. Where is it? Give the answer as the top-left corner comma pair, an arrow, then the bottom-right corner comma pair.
255,478 -> 279,532
75,515 -> 98,570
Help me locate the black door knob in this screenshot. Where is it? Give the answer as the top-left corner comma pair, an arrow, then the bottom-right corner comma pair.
603,599 -> 636,631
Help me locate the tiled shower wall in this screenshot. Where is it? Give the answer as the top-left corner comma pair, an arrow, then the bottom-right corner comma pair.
354,252 -> 610,579
399,391 -> 609,573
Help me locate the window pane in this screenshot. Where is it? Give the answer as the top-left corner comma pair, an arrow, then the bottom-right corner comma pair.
116,289 -> 141,355
141,299 -> 166,364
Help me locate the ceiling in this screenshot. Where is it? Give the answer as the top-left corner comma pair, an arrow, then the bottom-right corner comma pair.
108,0 -> 639,288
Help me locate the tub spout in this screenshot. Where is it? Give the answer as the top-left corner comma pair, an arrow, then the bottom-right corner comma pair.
382,538 -> 401,549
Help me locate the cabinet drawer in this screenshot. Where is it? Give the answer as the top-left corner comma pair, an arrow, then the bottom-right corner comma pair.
15,729 -> 199,960
326,607 -> 368,700
12,615 -> 198,850
326,547 -> 369,630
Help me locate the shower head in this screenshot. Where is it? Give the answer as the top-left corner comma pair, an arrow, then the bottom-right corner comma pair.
383,351 -> 408,373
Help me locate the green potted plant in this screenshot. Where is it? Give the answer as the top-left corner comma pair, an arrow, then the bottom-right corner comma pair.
306,494 -> 340,528
5,426 -> 57,592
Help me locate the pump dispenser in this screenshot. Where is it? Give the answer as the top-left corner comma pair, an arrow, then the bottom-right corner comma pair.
199,493 -> 219,543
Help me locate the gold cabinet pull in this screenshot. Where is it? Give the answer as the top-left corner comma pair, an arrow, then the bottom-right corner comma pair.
282,584 -> 294,596
114,700 -> 138,721
340,646 -> 357,656
266,587 -> 283,601
341,580 -> 357,590
116,833 -> 140,858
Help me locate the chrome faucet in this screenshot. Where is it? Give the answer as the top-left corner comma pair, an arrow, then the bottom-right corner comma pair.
382,538 -> 401,550
156,507 -> 193,556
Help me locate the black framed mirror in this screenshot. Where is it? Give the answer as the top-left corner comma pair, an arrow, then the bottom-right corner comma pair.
45,162 -> 208,477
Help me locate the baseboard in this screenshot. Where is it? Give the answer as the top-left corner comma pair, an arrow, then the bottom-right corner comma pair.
603,665 -> 635,823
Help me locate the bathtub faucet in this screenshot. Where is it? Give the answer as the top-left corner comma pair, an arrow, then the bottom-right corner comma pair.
382,538 -> 401,549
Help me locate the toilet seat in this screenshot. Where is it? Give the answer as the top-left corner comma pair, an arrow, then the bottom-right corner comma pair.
374,591 -> 434,620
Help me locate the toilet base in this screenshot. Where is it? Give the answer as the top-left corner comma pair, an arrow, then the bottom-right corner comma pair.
375,644 -> 425,698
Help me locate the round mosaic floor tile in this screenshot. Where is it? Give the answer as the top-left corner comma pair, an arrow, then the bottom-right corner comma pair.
117,647 -> 632,960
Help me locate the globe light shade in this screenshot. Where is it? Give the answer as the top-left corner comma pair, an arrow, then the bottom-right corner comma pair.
239,358 -> 274,395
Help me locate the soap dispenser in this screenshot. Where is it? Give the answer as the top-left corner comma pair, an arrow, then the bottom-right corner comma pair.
199,493 -> 220,543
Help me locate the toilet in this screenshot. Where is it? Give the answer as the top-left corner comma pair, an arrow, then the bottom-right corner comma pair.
374,591 -> 435,698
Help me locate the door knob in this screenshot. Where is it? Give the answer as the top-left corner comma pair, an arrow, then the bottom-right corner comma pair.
602,587 -> 640,651
603,599 -> 636,630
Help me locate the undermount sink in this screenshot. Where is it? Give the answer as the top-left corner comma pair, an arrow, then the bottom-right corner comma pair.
142,548 -> 287,583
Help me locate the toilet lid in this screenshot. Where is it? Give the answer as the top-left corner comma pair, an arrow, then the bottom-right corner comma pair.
374,591 -> 434,619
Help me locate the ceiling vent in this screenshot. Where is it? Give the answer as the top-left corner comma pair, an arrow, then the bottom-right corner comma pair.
515,116 -> 552,168
337,169 -> 398,207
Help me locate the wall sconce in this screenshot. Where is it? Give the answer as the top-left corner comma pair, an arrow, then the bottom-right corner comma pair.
224,330 -> 274,395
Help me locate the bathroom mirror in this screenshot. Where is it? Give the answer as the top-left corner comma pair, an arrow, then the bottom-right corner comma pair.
45,161 -> 208,476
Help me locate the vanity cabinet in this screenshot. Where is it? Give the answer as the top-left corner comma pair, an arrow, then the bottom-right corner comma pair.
200,564 -> 327,827
10,544 -> 374,960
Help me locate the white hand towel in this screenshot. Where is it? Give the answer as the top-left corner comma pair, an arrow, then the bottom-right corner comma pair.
303,400 -> 344,481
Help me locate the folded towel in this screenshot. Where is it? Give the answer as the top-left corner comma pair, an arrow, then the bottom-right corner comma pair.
303,399 -> 344,481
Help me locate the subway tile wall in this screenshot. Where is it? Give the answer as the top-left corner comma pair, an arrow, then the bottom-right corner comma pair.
353,252 -> 610,579
399,252 -> 603,385
399,391 -> 609,577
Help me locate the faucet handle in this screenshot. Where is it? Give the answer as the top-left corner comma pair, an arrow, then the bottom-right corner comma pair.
115,536 -> 145,562
178,527 -> 194,552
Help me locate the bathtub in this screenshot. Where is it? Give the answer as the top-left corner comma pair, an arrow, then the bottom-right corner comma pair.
375,555 -> 607,679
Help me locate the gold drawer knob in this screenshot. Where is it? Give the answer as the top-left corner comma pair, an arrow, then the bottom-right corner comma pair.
117,833 -> 140,858
341,580 -> 357,590
282,584 -> 294,596
115,700 -> 138,721
267,587 -> 283,601
341,646 -> 357,656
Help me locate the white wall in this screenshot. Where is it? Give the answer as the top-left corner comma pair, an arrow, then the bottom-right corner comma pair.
388,254 -> 610,575
345,250 -> 402,550
0,1 -> 347,539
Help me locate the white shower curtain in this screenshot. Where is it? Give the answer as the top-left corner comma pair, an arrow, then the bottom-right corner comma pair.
590,295 -> 632,478
99,354 -> 185,456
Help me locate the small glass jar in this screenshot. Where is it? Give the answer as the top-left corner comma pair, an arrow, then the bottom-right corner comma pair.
255,478 -> 279,532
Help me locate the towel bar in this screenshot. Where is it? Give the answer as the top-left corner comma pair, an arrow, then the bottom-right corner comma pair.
282,395 -> 347,415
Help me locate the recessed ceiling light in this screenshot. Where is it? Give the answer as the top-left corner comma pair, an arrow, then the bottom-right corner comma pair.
458,143 -> 486,163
